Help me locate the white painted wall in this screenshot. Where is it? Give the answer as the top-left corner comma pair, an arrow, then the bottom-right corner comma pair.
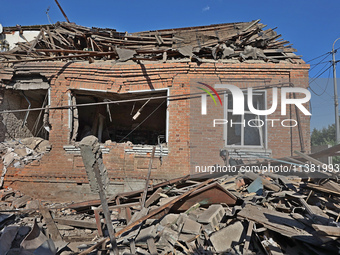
0,30 -> 40,51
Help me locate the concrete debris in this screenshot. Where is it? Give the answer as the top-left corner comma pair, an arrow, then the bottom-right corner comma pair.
79,135 -> 109,194
0,155 -> 339,254
180,218 -> 201,235
197,204 -> 225,231
240,45 -> 267,60
212,43 -> 235,60
0,137 -> 50,168
247,176 -> 264,195
210,221 -> 244,253
159,214 -> 178,226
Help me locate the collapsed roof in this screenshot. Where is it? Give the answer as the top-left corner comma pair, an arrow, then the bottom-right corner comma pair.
0,20 -> 303,64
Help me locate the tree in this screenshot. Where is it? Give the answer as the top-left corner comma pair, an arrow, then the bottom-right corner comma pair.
311,124 -> 340,163
311,124 -> 336,146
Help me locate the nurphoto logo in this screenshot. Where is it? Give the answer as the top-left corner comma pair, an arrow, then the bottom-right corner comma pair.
198,83 -> 311,128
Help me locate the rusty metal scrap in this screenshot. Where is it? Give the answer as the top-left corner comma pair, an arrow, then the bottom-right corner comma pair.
0,20 -> 301,64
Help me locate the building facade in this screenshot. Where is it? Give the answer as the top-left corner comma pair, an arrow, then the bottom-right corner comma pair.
0,21 -> 310,201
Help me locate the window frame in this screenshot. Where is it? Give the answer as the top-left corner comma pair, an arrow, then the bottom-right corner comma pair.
68,88 -> 169,144
223,89 -> 267,149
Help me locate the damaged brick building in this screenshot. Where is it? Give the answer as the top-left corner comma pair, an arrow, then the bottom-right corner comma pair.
0,20 -> 310,201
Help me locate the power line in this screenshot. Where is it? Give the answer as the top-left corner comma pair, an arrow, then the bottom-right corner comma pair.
309,63 -> 333,84
309,54 -> 331,72
306,46 -> 340,64
0,82 -> 295,114
310,60 -> 331,66
305,51 -> 331,63
309,64 -> 333,97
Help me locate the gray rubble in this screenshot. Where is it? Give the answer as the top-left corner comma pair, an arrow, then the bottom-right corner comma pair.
0,144 -> 339,254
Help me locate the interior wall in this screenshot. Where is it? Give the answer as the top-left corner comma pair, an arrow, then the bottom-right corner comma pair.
0,90 -> 48,141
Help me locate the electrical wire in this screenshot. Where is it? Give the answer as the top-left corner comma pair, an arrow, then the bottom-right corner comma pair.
309,64 -> 333,97
309,54 -> 331,72
312,61 -> 332,79
309,60 -> 331,66
306,45 -> 340,64
118,100 -> 165,143
0,81 -> 295,114
308,64 -> 333,96
308,47 -> 340,97
305,52 -> 331,63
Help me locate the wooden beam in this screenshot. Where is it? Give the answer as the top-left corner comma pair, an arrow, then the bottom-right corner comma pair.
54,218 -> 98,229
141,146 -> 156,208
312,224 -> 340,237
294,150 -> 324,166
145,187 -> 163,208
79,179 -> 213,255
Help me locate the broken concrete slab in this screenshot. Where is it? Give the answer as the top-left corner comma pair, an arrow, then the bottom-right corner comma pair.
210,221 -> 244,253
3,152 -> 15,166
197,204 -> 225,231
116,48 -> 137,62
181,218 -> 201,235
156,227 -> 178,247
178,233 -> 197,242
247,177 -> 263,195
135,225 -> 156,243
178,46 -> 194,58
160,214 -> 178,226
12,195 -> 32,209
25,200 -> 40,210
14,147 -> 31,158
173,213 -> 188,232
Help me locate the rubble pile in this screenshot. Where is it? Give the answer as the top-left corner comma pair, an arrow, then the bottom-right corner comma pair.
0,167 -> 340,254
0,20 -> 301,64
0,137 -> 50,168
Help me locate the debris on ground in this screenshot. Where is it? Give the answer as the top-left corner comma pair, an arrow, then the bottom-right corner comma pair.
0,137 -> 51,168
0,142 -> 340,255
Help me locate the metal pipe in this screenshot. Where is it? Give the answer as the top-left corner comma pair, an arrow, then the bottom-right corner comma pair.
54,0 -> 70,23
333,38 -> 340,144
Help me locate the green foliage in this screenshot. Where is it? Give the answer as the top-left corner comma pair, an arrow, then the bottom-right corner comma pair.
311,124 -> 340,163
311,124 -> 336,146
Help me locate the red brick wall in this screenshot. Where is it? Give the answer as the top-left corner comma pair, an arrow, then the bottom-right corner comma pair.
3,61 -> 310,200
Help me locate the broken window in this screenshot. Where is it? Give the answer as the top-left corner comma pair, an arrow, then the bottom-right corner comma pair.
224,91 -> 266,147
0,88 -> 49,141
71,90 -> 167,145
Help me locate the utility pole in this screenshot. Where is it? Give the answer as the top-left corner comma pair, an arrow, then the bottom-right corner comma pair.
332,38 -> 340,144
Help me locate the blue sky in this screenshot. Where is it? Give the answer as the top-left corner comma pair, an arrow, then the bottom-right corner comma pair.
1,0 -> 339,131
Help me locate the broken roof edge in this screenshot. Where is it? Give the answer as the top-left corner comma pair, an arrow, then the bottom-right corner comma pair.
0,20 -> 305,65
0,58 -> 310,85
131,20 -> 252,35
